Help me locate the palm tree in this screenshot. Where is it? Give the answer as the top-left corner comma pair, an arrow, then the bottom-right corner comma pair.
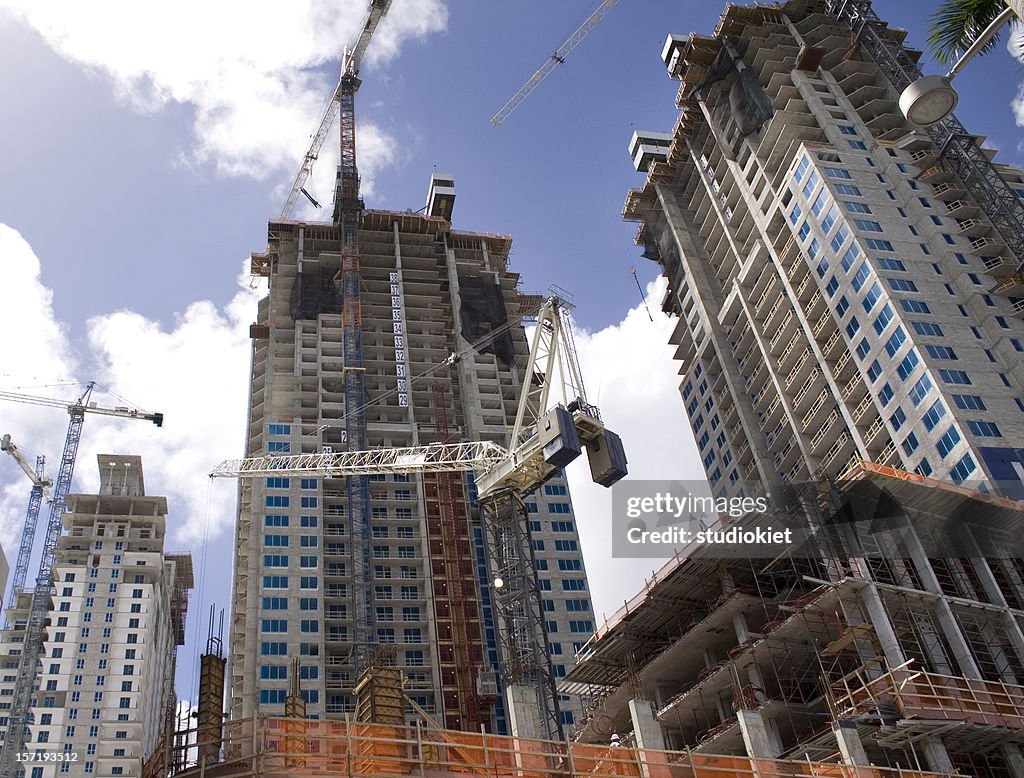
928,0 -> 1024,65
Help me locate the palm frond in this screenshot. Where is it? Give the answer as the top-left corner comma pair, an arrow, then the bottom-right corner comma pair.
1008,20 -> 1024,63
927,0 -> 1008,65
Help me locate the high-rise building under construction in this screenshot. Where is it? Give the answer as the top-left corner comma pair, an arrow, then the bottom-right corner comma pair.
229,174 -> 591,733
626,0 -> 1024,499
561,2 -> 1024,777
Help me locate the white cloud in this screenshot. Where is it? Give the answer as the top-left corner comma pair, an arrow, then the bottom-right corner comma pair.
561,278 -> 706,623
0,225 -> 253,552
0,0 -> 447,195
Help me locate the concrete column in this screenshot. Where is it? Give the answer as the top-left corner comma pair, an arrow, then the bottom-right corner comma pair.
920,737 -> 955,774
1001,743 -> 1024,778
506,684 -> 543,740
629,699 -> 666,751
630,699 -> 671,778
736,709 -> 782,759
933,599 -> 981,679
733,612 -> 751,644
860,584 -> 905,668
833,720 -> 869,766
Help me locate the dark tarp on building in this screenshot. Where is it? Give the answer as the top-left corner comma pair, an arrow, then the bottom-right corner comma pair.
458,274 -> 515,366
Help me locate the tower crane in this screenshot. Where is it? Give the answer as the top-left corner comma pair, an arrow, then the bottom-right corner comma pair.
266,0 -> 390,673
0,435 -> 52,630
212,296 -> 627,741
490,0 -> 622,126
278,0 -> 391,221
0,383 -> 164,777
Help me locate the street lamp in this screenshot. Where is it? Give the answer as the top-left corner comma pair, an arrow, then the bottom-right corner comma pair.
899,6 -> 1016,127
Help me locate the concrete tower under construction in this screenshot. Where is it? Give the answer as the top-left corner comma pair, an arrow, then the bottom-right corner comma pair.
229,175 -> 592,733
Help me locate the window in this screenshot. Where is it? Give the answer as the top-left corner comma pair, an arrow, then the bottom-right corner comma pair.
264,515 -> 289,527
823,166 -> 852,179
877,258 -> 906,271
848,140 -> 868,150
950,453 -> 977,485
264,534 -> 288,547
912,321 -> 943,337
835,184 -> 862,196
902,432 -> 920,455
300,515 -> 318,527
835,295 -> 850,317
865,238 -> 894,251
967,420 -> 1002,438
953,394 -> 986,411
884,328 -> 906,357
261,642 -> 287,656
879,384 -> 894,406
862,282 -> 882,313
925,345 -> 958,360
263,554 -> 288,567
873,304 -> 894,335
888,278 -> 918,293
908,375 -> 933,407
260,690 -> 286,705
922,400 -> 947,432
900,299 -> 931,314
867,360 -> 882,382
569,620 -> 595,633
558,559 -> 583,571
897,350 -> 920,381
846,317 -> 860,338
853,219 -> 883,232
890,407 -> 906,431
265,477 -> 289,488
936,426 -> 962,458
939,369 -> 971,385
838,124 -> 857,135
265,495 -> 289,508
263,576 -> 288,588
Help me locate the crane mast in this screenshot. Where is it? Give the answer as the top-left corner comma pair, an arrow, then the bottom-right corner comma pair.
213,297 -> 627,741
278,0 -> 390,222
0,384 -> 163,777
0,436 -> 51,630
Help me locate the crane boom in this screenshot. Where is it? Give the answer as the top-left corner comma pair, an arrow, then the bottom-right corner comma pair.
211,441 -> 507,479
0,383 -> 164,776
0,388 -> 164,427
490,0 -> 622,126
278,0 -> 391,221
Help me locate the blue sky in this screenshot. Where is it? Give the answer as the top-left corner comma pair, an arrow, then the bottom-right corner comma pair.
1,0 -> 1024,705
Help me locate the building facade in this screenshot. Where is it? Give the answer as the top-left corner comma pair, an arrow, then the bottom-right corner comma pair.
230,174 -> 591,733
0,455 -> 192,777
625,0 -> 1024,500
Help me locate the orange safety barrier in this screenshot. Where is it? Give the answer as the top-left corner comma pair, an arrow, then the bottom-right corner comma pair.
157,715 -> 953,778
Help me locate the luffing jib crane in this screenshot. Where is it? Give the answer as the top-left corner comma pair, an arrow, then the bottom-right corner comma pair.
0,383 -> 164,777
490,0 -> 622,126
0,435 -> 52,630
212,296 -> 627,741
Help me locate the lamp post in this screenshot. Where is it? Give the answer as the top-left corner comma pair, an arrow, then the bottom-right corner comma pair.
899,4 -> 1018,126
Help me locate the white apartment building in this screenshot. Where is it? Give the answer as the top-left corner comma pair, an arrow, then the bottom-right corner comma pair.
0,455 -> 192,777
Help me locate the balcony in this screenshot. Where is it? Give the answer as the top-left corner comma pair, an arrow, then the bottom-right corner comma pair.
955,218 -> 991,239
943,199 -> 978,219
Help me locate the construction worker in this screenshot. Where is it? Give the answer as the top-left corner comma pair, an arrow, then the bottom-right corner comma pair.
610,732 -> 622,748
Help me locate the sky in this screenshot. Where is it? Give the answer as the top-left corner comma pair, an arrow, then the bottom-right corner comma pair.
1,0 -> 1024,706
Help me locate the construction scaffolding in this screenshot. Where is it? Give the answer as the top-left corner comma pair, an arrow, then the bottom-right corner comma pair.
151,714 -> 952,778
